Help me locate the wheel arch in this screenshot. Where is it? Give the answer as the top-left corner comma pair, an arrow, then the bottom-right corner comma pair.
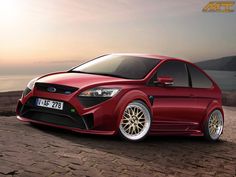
113,90 -> 153,134
201,99 -> 224,132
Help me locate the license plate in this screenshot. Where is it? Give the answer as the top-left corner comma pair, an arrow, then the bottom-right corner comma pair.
36,98 -> 64,110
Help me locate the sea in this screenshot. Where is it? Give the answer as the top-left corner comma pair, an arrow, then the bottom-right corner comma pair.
205,70 -> 236,91
0,70 -> 235,92
0,75 -> 39,92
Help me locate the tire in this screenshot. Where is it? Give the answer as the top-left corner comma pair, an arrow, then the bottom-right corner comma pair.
204,109 -> 224,141
119,100 -> 151,142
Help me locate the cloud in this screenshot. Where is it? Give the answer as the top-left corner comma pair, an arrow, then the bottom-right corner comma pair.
23,0 -> 205,24
0,0 -> 235,68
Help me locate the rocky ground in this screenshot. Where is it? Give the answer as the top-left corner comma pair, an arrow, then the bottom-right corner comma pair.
0,91 -> 22,116
0,107 -> 235,177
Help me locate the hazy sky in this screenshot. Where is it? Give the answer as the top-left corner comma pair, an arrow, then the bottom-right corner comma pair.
0,0 -> 235,75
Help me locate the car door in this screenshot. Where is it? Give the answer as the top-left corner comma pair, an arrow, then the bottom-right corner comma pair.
147,61 -> 199,133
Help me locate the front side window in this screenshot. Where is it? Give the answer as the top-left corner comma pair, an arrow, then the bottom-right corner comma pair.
72,55 -> 160,79
187,64 -> 213,88
156,61 -> 189,87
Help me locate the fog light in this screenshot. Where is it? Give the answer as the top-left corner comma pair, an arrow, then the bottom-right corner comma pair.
70,108 -> 76,113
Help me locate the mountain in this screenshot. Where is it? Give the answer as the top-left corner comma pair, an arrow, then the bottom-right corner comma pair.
195,56 -> 236,71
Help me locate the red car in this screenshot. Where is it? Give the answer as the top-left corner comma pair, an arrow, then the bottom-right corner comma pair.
16,54 -> 224,142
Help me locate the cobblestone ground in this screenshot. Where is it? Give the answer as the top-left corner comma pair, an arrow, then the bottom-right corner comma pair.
0,107 -> 236,177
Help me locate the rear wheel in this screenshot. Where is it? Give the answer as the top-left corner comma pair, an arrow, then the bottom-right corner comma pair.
119,101 -> 151,142
204,109 -> 224,141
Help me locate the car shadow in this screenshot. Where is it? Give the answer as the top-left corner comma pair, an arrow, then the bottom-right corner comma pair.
28,123 -> 236,168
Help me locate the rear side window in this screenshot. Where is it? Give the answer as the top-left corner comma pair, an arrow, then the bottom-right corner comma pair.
156,61 -> 189,87
187,64 -> 213,88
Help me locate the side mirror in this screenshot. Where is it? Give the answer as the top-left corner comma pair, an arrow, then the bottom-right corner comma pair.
155,76 -> 174,86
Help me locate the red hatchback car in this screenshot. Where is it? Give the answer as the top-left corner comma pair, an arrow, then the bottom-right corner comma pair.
16,54 -> 224,142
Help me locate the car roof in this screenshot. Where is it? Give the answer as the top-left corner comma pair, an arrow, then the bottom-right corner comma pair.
110,53 -> 183,61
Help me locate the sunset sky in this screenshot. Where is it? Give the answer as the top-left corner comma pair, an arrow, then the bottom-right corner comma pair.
0,0 -> 235,75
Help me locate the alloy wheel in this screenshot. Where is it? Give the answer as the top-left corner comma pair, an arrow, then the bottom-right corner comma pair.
208,110 -> 224,140
119,101 -> 151,141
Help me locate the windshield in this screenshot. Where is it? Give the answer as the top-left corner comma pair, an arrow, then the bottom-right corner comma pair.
71,55 -> 160,79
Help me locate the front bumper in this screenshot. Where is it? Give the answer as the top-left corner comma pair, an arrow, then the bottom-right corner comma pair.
16,88 -> 120,135
17,116 -> 115,135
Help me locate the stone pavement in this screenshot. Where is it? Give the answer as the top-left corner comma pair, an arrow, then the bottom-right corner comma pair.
0,107 -> 236,177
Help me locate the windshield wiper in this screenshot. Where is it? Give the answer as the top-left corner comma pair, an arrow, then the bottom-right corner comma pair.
68,70 -> 129,79
92,73 -> 129,79
68,70 -> 90,74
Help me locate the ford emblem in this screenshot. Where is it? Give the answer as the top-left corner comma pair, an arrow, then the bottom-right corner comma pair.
47,87 -> 57,93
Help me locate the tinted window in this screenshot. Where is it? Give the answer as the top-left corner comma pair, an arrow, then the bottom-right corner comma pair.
156,61 -> 189,87
188,64 -> 212,88
72,55 -> 160,79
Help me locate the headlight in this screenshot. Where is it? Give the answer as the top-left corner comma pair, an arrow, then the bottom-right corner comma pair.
22,77 -> 38,97
27,77 -> 38,90
79,87 -> 120,97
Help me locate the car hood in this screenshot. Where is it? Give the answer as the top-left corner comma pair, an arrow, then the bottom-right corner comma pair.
36,72 -> 131,89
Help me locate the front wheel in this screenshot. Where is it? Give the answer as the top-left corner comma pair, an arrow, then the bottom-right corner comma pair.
119,101 -> 151,142
204,109 -> 224,141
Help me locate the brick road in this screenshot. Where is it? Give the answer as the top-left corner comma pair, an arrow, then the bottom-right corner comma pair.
0,107 -> 236,177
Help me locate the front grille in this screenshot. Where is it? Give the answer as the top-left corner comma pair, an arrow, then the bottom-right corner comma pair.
35,82 -> 78,95
23,111 -> 82,128
18,97 -> 93,129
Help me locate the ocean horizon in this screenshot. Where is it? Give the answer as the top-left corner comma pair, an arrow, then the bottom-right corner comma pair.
0,75 -> 39,92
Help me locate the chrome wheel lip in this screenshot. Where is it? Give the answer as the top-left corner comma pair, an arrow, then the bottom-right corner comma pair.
208,110 -> 224,140
119,102 -> 151,141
